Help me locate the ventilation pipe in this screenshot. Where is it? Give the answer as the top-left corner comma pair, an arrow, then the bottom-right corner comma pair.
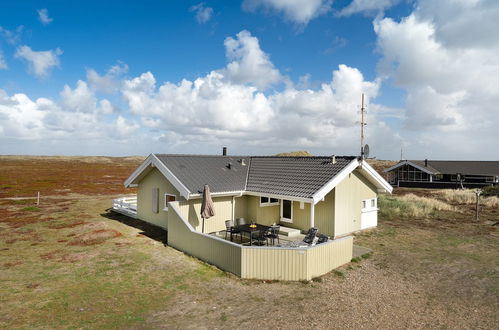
425,159 -> 428,167
222,147 -> 227,156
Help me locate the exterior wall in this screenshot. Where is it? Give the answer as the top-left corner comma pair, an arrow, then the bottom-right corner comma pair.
314,190 -> 335,237
306,236 -> 353,279
178,196 -> 235,234
245,196 -> 280,226
334,170 -> 377,237
168,202 -> 242,276
136,167 -> 181,229
169,200 -> 353,281
283,201 -> 310,232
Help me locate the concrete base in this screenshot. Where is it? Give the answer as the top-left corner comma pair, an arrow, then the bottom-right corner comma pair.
279,226 -> 301,237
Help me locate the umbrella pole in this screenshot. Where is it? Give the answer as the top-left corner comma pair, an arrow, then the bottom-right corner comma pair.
202,216 -> 205,233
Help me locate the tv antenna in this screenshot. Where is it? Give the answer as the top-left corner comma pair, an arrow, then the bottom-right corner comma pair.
359,93 -> 368,159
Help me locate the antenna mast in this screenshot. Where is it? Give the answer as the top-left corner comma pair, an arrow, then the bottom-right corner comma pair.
360,93 -> 366,159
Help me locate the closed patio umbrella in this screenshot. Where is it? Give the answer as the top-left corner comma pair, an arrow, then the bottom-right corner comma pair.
200,184 -> 215,233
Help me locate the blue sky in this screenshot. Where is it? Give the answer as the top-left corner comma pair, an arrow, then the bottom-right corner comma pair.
0,0 -> 497,160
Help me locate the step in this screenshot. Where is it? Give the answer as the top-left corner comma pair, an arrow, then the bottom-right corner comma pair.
278,226 -> 301,237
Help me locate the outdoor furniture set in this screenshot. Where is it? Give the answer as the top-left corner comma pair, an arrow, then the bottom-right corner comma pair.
224,218 -> 329,247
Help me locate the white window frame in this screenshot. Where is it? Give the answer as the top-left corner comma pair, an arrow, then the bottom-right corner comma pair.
362,198 -> 378,212
163,193 -> 176,211
260,196 -> 279,207
280,199 -> 293,223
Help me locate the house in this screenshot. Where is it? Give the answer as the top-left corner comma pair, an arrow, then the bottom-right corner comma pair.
118,152 -> 392,280
384,159 -> 499,189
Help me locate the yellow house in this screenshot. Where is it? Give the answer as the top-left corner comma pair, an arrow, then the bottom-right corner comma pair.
119,153 -> 392,280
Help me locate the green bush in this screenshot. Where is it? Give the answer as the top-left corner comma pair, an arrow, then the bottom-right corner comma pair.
482,185 -> 499,197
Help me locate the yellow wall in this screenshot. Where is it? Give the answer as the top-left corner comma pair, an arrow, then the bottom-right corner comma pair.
168,201 -> 352,281
314,190 -> 335,237
136,167 -> 181,229
245,196 -> 280,226
178,196 -> 234,234
333,170 -> 377,237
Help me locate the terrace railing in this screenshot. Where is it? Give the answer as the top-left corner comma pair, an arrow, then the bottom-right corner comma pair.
168,201 -> 353,281
112,195 -> 138,218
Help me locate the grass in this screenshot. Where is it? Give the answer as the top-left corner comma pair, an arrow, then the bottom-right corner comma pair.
435,189 -> 499,208
378,193 -> 453,219
1,156 -> 497,329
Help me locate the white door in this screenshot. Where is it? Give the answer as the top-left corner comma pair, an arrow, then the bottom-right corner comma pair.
281,199 -> 293,223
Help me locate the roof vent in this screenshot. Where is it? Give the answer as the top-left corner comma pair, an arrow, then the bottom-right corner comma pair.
222,147 -> 227,156
226,162 -> 232,170
238,158 -> 246,166
425,159 -> 428,167
330,155 -> 336,164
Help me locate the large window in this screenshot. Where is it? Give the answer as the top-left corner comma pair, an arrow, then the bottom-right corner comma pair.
163,194 -> 176,211
394,165 -> 430,182
260,196 -> 279,206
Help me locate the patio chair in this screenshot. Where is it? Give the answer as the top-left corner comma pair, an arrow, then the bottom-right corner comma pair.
225,220 -> 242,242
266,225 -> 280,246
252,229 -> 269,246
317,234 -> 329,244
302,227 -> 318,244
236,218 -> 246,226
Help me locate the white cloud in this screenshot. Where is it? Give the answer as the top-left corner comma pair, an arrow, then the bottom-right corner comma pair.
59,80 -> 97,113
86,62 -> 128,93
37,8 -> 53,25
15,45 -> 62,78
339,0 -> 400,17
222,30 -> 281,89
373,0 -> 499,159
0,26 -> 24,45
242,0 -> 332,25
0,51 -> 7,69
189,3 -> 214,24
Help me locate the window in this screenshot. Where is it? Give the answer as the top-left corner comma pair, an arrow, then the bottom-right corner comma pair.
362,198 -> 377,211
163,194 -> 176,210
260,196 -> 279,206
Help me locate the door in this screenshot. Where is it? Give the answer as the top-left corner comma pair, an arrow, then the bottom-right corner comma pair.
361,198 -> 378,229
281,199 -> 293,223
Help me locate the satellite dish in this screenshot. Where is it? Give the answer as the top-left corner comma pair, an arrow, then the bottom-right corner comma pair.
363,144 -> 370,159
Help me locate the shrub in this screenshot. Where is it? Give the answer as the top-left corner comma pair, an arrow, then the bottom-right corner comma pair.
482,185 -> 499,197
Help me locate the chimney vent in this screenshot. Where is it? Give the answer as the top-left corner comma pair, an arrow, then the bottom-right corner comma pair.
330,155 -> 336,164
424,159 -> 428,167
222,147 -> 227,156
226,162 -> 232,170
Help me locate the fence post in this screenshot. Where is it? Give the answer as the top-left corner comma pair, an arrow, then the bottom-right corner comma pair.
37,192 -> 40,205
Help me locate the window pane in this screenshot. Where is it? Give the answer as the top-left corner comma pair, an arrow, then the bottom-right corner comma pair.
261,197 -> 268,204
283,200 -> 292,218
362,201 -> 366,208
270,198 -> 278,203
371,199 -> 375,207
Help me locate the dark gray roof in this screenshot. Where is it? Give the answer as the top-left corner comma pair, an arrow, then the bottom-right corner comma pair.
246,156 -> 356,199
154,154 -> 358,198
406,160 -> 499,176
155,154 -> 250,194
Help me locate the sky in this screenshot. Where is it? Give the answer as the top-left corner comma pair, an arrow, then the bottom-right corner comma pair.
0,0 -> 498,160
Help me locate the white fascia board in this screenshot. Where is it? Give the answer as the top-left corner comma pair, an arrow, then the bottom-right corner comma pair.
359,160 -> 393,194
151,154 -> 191,199
312,158 -> 360,204
384,160 -> 434,175
244,191 -> 313,204
124,154 -> 154,187
188,191 -> 244,199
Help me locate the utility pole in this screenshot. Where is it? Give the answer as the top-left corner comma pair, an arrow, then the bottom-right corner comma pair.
360,93 -> 366,159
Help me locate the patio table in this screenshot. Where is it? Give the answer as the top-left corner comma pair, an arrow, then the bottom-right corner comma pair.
233,223 -> 271,246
